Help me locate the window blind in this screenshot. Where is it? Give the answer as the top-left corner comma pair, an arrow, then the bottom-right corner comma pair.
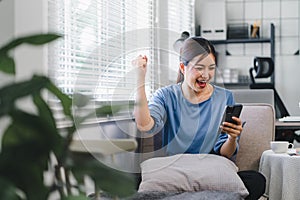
48,0 -> 155,102
167,0 -> 195,83
47,0 -> 156,125
47,0 -> 194,125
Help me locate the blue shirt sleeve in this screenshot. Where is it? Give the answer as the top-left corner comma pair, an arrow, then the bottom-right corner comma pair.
146,88 -> 167,134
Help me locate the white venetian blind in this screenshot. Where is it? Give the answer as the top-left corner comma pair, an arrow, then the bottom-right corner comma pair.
168,0 -> 195,33
48,0 -> 155,103
167,0 -> 195,83
47,0 -> 195,125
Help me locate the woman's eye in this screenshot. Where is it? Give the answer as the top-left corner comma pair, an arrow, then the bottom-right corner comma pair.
194,67 -> 203,71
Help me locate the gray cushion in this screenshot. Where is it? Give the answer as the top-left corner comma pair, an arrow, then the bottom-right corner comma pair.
130,191 -> 242,200
138,154 -> 249,198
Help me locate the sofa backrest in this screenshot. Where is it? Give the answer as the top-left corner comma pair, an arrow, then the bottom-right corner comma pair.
232,89 -> 274,106
137,103 -> 275,172
236,103 -> 275,171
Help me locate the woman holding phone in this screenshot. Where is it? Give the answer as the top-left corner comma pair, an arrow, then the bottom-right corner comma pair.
133,37 -> 265,200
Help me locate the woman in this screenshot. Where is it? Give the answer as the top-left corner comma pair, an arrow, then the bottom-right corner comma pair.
133,37 -> 265,200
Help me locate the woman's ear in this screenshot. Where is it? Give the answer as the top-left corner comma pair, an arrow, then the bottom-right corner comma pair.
179,62 -> 185,74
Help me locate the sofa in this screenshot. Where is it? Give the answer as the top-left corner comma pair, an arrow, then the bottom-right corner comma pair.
135,103 -> 275,199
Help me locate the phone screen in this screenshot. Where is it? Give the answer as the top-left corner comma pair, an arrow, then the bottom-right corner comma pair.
224,104 -> 243,125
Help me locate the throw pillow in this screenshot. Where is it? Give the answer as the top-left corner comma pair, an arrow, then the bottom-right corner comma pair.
138,154 -> 249,198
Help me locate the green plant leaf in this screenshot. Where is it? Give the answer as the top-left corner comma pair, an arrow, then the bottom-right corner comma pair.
0,33 -> 61,76
32,92 -> 65,158
0,76 -> 50,116
61,194 -> 89,200
0,54 -> 15,74
18,33 -> 62,45
33,93 -> 57,130
45,77 -> 73,118
0,33 -> 61,53
0,75 -> 72,119
69,152 -> 136,198
72,93 -> 91,108
73,105 -> 119,125
1,110 -> 62,167
74,104 -> 132,125
95,105 -> 122,117
0,178 -> 21,200
0,120 -> 52,200
0,109 -> 67,199
0,31 -> 139,199
44,77 -> 75,155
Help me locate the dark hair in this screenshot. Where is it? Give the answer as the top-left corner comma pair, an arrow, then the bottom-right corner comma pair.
176,37 -> 217,83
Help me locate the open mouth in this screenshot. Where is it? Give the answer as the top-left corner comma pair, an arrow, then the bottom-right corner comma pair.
196,80 -> 207,88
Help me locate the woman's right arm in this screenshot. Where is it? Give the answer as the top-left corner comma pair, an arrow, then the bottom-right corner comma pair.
132,55 -> 154,132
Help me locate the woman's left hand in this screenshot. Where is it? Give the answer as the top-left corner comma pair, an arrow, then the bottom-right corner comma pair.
221,116 -> 243,140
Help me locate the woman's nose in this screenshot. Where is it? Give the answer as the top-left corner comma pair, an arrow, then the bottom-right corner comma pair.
201,69 -> 209,78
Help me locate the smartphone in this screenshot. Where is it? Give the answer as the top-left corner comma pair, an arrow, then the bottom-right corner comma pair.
224,104 -> 243,125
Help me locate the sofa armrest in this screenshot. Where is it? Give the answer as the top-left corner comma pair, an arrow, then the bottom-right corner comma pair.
236,103 -> 275,171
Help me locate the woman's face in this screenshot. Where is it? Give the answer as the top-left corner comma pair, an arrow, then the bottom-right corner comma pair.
183,53 -> 216,91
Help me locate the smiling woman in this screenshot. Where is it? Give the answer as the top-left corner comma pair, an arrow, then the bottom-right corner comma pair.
133,36 -> 267,200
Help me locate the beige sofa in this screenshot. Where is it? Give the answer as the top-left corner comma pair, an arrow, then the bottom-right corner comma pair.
134,103 -> 275,199
139,103 -> 275,172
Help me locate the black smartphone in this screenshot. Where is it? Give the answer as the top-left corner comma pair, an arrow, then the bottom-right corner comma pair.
224,104 -> 243,125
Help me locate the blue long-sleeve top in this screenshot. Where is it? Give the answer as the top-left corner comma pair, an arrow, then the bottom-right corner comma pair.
146,83 -> 238,157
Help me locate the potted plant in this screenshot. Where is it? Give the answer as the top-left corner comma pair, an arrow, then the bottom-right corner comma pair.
0,33 -> 136,199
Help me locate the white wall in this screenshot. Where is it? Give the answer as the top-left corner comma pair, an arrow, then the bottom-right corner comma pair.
0,0 -> 14,45
14,0 -> 48,80
0,0 -> 47,80
0,0 -> 49,117
195,0 -> 300,115
0,0 -> 15,87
